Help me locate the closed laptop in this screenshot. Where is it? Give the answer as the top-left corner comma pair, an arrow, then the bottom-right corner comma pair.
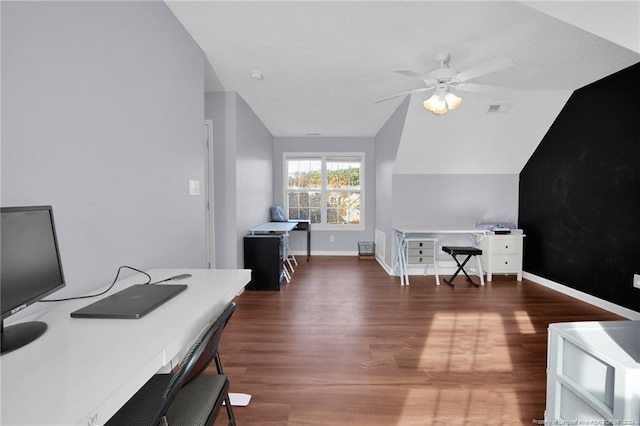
70,284 -> 187,319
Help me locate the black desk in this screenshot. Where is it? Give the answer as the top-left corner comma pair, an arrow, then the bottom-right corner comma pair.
292,220 -> 311,261
244,234 -> 283,291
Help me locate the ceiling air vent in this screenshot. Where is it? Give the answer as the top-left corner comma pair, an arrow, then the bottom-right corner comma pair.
487,103 -> 512,114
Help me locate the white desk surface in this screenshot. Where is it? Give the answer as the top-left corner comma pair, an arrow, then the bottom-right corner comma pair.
249,221 -> 297,233
393,226 -> 488,235
0,268 -> 250,426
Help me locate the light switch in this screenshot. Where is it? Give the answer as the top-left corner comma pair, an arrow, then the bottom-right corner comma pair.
189,180 -> 200,196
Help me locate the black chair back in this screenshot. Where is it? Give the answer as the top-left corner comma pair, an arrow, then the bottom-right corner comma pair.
154,301 -> 237,424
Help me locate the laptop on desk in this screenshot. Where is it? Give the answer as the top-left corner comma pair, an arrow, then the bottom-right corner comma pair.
70,284 -> 187,319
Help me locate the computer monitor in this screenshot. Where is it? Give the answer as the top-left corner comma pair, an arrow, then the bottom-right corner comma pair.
1,206 -> 66,355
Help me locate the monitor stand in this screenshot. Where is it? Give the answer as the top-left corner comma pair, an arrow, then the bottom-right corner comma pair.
1,320 -> 47,355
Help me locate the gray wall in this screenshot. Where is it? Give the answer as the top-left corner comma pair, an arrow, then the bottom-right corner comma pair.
392,174 -> 519,261
1,2 -> 206,306
273,137 -> 375,254
205,92 -> 237,269
374,98 -> 410,267
235,94 -> 274,267
392,174 -> 519,226
205,92 -> 273,268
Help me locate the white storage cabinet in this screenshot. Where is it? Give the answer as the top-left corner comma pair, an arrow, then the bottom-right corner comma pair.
546,321 -> 640,423
478,233 -> 524,281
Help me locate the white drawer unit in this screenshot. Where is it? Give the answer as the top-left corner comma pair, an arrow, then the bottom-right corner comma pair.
546,321 -> 640,424
478,233 -> 524,281
404,238 -> 439,285
406,240 -> 436,265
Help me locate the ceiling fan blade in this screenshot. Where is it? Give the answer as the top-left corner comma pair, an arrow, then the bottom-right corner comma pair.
374,87 -> 432,103
452,57 -> 514,83
394,70 -> 438,86
454,83 -> 510,95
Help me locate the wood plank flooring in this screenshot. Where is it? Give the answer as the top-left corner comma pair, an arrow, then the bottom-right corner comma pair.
213,256 -> 623,426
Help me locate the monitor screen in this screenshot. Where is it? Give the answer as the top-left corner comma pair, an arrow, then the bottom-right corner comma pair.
1,205 -> 66,354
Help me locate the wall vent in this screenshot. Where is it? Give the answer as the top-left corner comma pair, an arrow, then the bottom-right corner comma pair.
487,103 -> 513,113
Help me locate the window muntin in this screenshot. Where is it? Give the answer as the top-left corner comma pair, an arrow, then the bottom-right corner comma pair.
285,154 -> 364,229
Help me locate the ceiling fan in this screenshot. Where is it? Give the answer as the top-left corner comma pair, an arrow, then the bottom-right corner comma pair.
375,52 -> 514,114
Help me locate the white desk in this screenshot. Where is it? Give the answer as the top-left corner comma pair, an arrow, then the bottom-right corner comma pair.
393,226 -> 488,286
249,221 -> 311,262
248,221 -> 297,233
0,268 -> 250,426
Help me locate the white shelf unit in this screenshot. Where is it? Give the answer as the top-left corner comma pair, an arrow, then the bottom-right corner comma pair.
546,321 -> 640,423
478,233 -> 524,281
405,238 -> 439,285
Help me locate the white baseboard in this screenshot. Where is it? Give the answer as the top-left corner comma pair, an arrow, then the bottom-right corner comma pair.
524,272 -> 640,320
376,256 -> 394,275
290,250 -> 358,257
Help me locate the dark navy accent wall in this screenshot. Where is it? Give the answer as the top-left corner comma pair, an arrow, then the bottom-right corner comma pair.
519,62 -> 640,312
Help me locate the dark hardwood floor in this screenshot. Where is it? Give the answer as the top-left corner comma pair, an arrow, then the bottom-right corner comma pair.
213,256 -> 623,425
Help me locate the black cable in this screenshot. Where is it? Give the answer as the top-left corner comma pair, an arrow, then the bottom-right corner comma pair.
149,273 -> 192,285
40,265 -> 152,303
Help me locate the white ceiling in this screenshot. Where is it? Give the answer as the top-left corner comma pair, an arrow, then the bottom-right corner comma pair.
166,1 -> 640,137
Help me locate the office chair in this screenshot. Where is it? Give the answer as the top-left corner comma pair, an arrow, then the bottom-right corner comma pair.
105,302 -> 237,426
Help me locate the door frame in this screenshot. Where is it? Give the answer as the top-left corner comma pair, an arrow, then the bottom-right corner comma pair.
204,119 -> 215,268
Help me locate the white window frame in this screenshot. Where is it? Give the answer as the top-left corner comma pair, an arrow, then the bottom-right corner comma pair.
283,152 -> 365,231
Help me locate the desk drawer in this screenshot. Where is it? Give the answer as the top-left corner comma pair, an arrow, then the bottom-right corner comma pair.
490,236 -> 522,254
489,254 -> 521,271
408,247 -> 434,257
408,241 -> 435,249
408,255 -> 434,264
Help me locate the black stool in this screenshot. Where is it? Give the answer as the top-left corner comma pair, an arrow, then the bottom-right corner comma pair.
441,246 -> 483,287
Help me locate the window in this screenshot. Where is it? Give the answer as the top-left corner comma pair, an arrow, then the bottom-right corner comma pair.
285,153 -> 364,229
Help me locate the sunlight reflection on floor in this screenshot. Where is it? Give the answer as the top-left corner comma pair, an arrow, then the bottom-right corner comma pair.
397,311 -> 521,424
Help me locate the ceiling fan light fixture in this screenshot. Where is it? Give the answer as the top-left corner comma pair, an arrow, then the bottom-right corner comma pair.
423,93 -> 445,114
444,92 -> 462,110
423,90 -> 461,115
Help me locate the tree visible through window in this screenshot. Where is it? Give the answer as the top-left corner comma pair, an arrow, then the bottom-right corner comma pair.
286,154 -> 363,228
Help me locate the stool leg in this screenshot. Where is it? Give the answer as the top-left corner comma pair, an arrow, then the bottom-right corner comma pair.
458,255 -> 480,287
444,254 -> 480,287
444,255 -> 465,286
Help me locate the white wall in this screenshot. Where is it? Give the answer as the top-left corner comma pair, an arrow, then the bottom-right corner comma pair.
394,91 -> 571,174
1,2 -> 206,306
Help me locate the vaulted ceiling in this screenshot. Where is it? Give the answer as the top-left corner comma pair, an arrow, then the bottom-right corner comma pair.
166,0 -> 639,138
166,1 -> 639,175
